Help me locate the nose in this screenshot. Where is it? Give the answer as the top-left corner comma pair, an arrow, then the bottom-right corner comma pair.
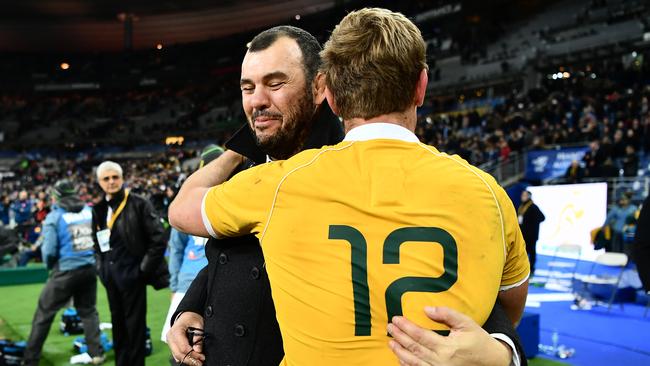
247,87 -> 271,112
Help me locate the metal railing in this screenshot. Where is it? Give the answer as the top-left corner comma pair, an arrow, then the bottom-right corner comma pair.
479,151 -> 527,187
585,177 -> 648,205
546,175 -> 649,205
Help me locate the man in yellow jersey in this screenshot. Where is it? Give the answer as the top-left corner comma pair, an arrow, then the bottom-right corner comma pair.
170,8 -> 529,365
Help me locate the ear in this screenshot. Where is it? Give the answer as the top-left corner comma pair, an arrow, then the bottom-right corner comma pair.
414,68 -> 428,107
324,86 -> 339,116
313,72 -> 327,105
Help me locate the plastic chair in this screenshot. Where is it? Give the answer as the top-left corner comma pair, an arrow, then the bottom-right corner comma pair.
545,244 -> 582,289
580,252 -> 628,311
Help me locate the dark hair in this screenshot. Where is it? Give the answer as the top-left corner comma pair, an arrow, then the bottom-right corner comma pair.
52,179 -> 77,200
248,26 -> 322,86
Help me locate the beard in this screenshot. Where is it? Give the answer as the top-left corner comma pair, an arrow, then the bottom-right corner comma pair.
250,89 -> 315,160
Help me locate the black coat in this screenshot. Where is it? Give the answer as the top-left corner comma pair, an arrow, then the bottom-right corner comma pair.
519,201 -> 545,245
92,190 -> 169,289
174,104 -> 528,365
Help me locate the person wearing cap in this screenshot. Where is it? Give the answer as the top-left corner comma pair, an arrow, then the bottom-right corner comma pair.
91,161 -> 168,366
161,145 -> 223,344
23,179 -> 104,366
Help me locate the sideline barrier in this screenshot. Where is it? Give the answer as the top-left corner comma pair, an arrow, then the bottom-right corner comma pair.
0,265 -> 48,286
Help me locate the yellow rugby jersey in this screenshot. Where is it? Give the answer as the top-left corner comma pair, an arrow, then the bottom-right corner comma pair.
202,123 -> 529,366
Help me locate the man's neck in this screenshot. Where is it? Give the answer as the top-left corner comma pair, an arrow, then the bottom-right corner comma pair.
343,111 -> 416,134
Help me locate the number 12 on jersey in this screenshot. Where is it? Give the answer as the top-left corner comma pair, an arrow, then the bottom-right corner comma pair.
328,225 -> 458,336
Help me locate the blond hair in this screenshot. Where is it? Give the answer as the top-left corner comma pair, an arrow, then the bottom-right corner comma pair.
320,8 -> 427,120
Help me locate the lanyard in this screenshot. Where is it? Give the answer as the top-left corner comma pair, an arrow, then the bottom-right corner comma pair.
107,190 -> 129,230
518,200 -> 532,216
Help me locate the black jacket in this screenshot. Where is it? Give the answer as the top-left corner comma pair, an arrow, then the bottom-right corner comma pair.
174,104 -> 528,365
519,201 -> 545,245
92,189 -> 169,290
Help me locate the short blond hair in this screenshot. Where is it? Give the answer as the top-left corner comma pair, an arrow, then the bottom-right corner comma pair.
320,8 -> 427,120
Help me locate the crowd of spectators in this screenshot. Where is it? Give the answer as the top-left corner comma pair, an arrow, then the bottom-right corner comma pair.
0,78 -> 242,149
1,37 -> 649,270
416,58 -> 650,174
0,147 -> 199,257
3,70 -> 648,246
4,58 -> 649,172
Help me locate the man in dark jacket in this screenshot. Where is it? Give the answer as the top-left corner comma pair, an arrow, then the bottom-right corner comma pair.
518,190 -> 546,275
92,161 -> 168,366
634,195 -> 650,292
24,180 -> 103,365
564,160 -> 584,184
168,26 -> 527,366
167,27 -> 343,366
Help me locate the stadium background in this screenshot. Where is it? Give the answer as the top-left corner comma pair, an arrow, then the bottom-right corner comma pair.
0,0 -> 649,365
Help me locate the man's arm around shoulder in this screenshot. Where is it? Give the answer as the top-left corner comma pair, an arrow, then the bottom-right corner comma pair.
169,150 -> 243,237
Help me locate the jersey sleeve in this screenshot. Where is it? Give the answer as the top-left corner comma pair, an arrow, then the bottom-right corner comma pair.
495,185 -> 531,290
201,161 -> 284,239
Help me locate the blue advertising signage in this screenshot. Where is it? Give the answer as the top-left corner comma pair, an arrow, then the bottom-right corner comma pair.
525,146 -> 590,181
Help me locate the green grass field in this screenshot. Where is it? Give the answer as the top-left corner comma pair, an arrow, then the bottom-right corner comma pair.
0,282 -> 171,366
0,281 -> 570,366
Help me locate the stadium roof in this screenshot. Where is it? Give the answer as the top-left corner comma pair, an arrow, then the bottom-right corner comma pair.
0,0 -> 335,52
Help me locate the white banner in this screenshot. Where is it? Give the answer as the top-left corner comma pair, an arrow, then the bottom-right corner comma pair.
528,183 -> 608,262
